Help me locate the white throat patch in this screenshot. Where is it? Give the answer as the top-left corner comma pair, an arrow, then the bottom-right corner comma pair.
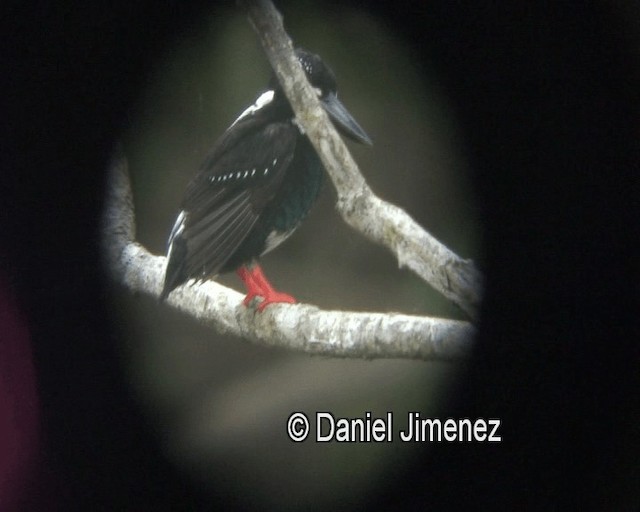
231,90 -> 275,126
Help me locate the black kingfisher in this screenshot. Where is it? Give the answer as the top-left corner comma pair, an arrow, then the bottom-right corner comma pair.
160,49 -> 372,310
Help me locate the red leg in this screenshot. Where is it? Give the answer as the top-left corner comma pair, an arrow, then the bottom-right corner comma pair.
236,264 -> 296,311
236,266 -> 260,307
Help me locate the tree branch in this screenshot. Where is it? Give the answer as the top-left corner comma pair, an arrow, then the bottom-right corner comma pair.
101,151 -> 475,361
101,2 -> 480,361
238,0 -> 483,319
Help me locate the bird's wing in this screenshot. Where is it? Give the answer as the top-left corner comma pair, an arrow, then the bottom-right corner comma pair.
172,121 -> 297,281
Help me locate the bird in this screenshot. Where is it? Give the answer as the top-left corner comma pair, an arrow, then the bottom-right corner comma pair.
160,48 -> 372,310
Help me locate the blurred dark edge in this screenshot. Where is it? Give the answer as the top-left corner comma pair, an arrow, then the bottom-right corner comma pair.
1,0 -> 638,510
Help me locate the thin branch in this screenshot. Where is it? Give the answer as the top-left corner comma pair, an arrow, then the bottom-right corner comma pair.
238,0 -> 483,319
101,152 -> 475,361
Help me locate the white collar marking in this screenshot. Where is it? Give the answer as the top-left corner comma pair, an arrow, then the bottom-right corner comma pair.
231,90 -> 275,126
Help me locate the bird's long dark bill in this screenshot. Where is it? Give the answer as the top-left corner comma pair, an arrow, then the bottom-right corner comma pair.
321,93 -> 372,145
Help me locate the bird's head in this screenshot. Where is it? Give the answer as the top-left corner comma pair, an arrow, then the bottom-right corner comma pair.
271,48 -> 373,146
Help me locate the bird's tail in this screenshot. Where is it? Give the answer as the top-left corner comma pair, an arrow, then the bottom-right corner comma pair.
159,235 -> 187,301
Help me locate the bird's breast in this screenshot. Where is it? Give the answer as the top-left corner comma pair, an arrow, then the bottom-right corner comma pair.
255,137 -> 325,255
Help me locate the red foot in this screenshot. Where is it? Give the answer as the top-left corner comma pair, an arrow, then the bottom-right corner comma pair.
236,264 -> 296,312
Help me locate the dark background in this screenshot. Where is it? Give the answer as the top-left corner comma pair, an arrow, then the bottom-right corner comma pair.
2,0 -> 639,510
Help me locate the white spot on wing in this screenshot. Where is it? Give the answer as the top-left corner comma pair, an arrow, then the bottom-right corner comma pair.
230,90 -> 275,126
